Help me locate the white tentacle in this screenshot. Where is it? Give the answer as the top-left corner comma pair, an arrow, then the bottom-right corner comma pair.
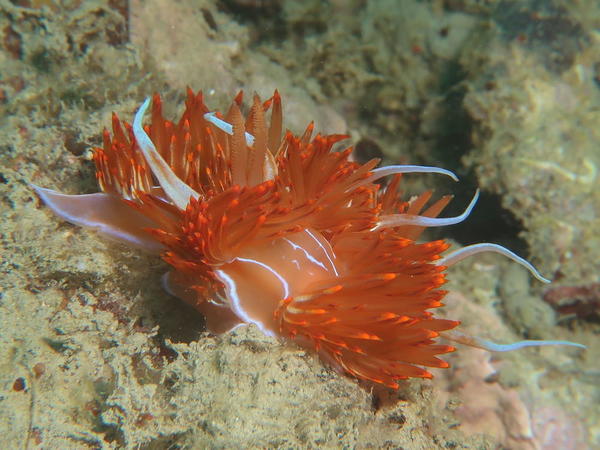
373,189 -> 479,230
133,98 -> 200,210
437,243 -> 550,283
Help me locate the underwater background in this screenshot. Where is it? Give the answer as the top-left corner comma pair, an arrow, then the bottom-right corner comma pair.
0,0 -> 598,448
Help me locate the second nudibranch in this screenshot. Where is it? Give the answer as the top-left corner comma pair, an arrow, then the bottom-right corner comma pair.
34,90 -> 584,389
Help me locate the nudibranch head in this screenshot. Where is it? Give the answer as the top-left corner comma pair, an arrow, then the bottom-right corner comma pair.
34,89 -> 584,389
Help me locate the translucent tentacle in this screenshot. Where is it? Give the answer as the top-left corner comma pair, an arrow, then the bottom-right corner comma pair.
438,243 -> 551,283
347,165 -> 458,192
443,330 -> 586,352
133,97 -> 200,210
371,165 -> 458,183
373,190 -> 479,230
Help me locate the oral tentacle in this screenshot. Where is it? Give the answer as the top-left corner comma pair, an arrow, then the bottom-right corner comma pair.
373,189 -> 479,230
133,97 -> 200,210
437,242 -> 551,283
348,165 -> 459,192
443,330 -> 586,351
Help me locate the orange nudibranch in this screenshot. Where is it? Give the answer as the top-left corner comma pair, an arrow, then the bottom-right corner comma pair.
34,89 -> 584,389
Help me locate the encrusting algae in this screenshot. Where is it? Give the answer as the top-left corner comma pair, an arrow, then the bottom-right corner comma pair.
33,89 -> 584,389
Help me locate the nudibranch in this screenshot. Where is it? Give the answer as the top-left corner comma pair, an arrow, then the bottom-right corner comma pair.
34,89 -> 584,389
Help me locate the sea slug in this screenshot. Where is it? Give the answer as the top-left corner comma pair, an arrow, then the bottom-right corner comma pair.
34,89 -> 584,389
